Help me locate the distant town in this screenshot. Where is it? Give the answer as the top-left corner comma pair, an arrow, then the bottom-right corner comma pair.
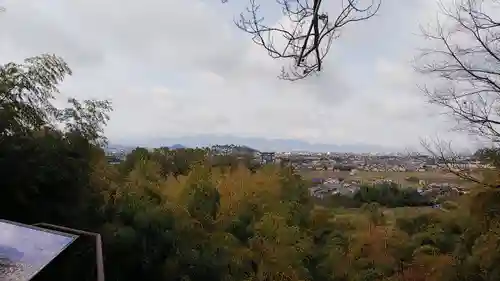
105,143 -> 489,206
105,143 -> 486,171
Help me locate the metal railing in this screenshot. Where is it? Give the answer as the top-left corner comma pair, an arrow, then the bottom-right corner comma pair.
33,223 -> 105,281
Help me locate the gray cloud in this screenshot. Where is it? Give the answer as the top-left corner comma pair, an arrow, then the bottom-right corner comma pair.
0,0 -> 475,149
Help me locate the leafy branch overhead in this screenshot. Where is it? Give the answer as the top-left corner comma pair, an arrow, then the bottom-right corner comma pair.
224,0 -> 381,80
0,54 -> 112,145
0,55 -> 72,135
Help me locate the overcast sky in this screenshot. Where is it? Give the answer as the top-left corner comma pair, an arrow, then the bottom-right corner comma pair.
0,0 -> 481,150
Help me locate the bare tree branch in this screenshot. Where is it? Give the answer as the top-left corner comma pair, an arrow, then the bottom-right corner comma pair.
416,0 -> 500,142
416,0 -> 500,188
227,0 -> 380,80
420,138 -> 494,187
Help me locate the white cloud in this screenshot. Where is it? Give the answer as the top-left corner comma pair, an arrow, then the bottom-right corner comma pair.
0,0 -> 479,150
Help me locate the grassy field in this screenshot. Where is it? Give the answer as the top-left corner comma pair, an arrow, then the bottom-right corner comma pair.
382,206 -> 437,217
301,170 -> 473,186
332,206 -> 440,221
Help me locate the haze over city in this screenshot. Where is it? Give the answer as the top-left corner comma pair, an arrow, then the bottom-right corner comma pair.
0,0 -> 484,152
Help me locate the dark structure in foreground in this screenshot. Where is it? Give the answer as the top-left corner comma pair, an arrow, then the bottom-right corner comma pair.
0,219 -> 104,281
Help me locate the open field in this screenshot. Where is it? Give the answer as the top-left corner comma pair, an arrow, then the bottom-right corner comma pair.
382,206 -> 438,217
325,206 -> 442,225
344,206 -> 438,216
382,206 -> 443,225
318,205 -> 440,220
300,170 -> 476,187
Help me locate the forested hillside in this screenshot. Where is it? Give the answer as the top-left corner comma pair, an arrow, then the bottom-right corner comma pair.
1,55 -> 500,281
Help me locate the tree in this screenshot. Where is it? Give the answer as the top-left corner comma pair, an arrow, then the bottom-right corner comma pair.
0,54 -> 112,230
474,147 -> 500,168
181,165 -> 221,230
226,0 -> 380,80
0,55 -> 71,137
417,3 -> 500,279
416,0 -> 500,185
59,98 -> 112,146
119,147 -> 152,175
0,55 -> 111,144
417,0 -> 500,143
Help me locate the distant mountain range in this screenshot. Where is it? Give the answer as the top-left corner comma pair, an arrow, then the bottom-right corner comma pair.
170,144 -> 186,149
108,134 -> 397,153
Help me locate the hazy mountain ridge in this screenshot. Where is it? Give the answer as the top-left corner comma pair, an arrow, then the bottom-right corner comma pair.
109,134 -> 395,153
